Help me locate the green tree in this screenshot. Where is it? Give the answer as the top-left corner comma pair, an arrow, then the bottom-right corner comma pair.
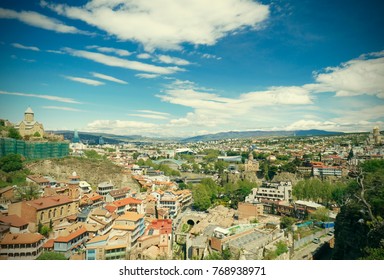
192,184 -> 211,211
33,131 -> 41,137
14,184 -> 40,201
0,154 -> 23,172
8,127 -> 22,139
280,216 -> 296,230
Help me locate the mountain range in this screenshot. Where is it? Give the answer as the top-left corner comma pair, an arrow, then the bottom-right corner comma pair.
48,129 -> 344,144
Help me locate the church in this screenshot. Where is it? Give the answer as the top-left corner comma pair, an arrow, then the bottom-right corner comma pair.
14,107 -> 44,138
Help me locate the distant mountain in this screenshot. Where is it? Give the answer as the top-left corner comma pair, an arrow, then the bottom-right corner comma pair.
47,130 -> 145,144
47,130 -> 181,144
181,129 -> 344,142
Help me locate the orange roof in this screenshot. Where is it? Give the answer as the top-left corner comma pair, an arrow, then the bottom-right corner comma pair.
112,224 -> 136,231
55,226 -> 87,243
0,214 -> 28,227
105,204 -> 118,213
113,197 -> 142,207
88,234 -> 109,244
116,211 -> 144,222
43,239 -> 54,248
26,195 -> 73,210
0,232 -> 44,245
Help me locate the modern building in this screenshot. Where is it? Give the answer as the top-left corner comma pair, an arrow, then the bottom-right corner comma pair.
14,107 -> 44,138
246,181 -> 293,203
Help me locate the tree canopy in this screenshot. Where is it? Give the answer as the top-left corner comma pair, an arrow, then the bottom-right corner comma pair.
0,154 -> 23,173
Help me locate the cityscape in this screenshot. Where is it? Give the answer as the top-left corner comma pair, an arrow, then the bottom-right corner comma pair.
0,0 -> 384,262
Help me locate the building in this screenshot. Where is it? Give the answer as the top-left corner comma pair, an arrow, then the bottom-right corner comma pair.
237,202 -> 264,220
0,214 -> 29,234
246,181 -> 292,202
14,107 -> 44,138
136,219 -> 173,260
97,181 -> 115,197
111,197 -> 144,215
112,212 -> 145,248
85,232 -> 130,260
0,232 -> 45,260
311,162 -> 342,177
8,195 -> 78,230
53,225 -> 88,258
366,126 -> 383,145
244,153 -> 259,172
105,187 -> 131,203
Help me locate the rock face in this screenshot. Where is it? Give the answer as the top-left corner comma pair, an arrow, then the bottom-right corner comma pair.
26,157 -> 140,191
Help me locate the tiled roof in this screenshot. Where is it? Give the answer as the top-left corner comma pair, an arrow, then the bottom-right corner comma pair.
0,232 -> 44,245
0,214 -> 28,227
55,226 -> 87,243
116,211 -> 144,222
113,197 -> 142,207
26,195 -> 73,210
27,175 -> 50,184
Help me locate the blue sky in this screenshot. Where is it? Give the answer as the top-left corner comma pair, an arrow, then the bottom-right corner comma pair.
0,0 -> 383,137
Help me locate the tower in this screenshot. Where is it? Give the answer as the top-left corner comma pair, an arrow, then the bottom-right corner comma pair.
24,107 -> 34,122
73,129 -> 80,143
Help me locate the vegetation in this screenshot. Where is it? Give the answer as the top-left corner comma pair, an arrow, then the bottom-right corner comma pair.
264,241 -> 288,260
37,251 -> 67,260
14,184 -> 40,201
0,154 -> 23,173
7,127 -> 22,140
293,178 -> 348,206
333,160 -> 384,260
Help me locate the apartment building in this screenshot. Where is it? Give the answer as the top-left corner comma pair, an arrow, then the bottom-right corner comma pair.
246,181 -> 292,203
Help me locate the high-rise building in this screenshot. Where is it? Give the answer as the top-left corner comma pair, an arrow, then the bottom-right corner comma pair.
367,126 -> 382,145
72,129 -> 80,143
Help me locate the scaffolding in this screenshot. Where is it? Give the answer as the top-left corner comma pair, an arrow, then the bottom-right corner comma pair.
0,137 -> 69,159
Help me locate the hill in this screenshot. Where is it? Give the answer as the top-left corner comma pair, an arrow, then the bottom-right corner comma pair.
25,157 -> 140,190
181,129 -> 344,142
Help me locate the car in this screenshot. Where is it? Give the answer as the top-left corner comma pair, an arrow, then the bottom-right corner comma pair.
313,238 -> 321,244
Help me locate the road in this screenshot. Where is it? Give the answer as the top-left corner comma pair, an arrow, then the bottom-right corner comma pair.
292,234 -> 334,260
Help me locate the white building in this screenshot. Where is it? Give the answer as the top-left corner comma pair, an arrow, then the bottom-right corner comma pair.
246,181 -> 292,202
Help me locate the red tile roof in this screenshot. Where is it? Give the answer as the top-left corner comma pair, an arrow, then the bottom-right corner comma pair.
26,195 -> 73,210
0,214 -> 28,227
113,197 -> 142,207
0,232 -> 44,245
55,226 -> 87,243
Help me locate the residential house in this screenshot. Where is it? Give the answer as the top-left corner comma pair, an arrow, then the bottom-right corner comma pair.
112,212 -> 145,248
97,181 -> 115,197
105,187 -> 131,203
0,232 -> 45,260
53,225 -> 88,258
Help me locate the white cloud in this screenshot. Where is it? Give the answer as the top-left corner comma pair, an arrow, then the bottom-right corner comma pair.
157,55 -> 190,66
0,90 -> 81,104
0,7 -> 86,34
128,114 -> 168,120
136,110 -> 170,116
91,72 -> 128,84
86,119 -> 156,133
47,49 -> 64,54
44,0 -> 270,51
63,48 -> 184,74
128,110 -> 170,120
137,53 -> 152,59
64,75 -> 105,86
86,45 -> 132,56
11,43 -> 40,51
135,73 -> 159,79
43,106 -> 84,112
313,51 -> 384,98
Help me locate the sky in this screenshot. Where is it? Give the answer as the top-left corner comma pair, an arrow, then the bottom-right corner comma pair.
0,0 -> 384,138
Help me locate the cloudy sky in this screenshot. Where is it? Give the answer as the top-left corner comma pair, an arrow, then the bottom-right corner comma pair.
0,0 -> 383,138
